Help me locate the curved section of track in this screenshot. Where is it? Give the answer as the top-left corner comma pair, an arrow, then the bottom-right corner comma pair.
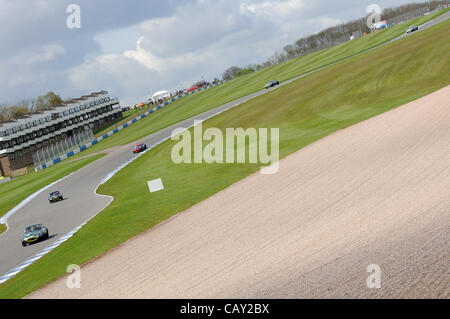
0,11 -> 448,282
0,100 -> 249,276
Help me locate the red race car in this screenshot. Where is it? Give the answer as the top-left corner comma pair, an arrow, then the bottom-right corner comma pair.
132,142 -> 147,153
186,85 -> 199,92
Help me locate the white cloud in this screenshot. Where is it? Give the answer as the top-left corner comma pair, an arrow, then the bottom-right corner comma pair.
1,0 -> 427,105
123,37 -> 163,73
2,44 -> 66,90
7,75 -> 34,88
123,36 -> 212,75
69,34 -> 222,106
23,44 -> 66,64
136,1 -> 249,58
66,0 -> 342,106
0,0 -> 179,102
317,16 -> 344,28
240,0 -> 304,19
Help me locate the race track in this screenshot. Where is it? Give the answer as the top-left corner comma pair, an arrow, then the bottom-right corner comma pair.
0,96 -> 257,276
0,11 -> 448,292
28,85 -> 450,298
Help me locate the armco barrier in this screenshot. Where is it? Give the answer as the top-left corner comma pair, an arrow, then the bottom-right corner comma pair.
35,81 -> 224,172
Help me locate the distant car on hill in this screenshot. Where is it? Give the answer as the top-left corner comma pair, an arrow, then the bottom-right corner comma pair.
21,224 -> 49,246
132,142 -> 147,153
187,85 -> 200,92
265,80 -> 280,89
48,191 -> 63,203
406,25 -> 419,34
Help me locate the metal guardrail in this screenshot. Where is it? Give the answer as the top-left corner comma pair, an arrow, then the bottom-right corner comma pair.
32,128 -> 94,168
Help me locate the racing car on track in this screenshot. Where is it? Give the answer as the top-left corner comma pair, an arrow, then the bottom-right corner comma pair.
265,80 -> 280,89
48,190 -> 63,203
21,224 -> 49,246
132,142 -> 147,153
406,25 -> 419,34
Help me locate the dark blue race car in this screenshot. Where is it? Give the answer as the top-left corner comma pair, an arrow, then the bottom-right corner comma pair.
48,191 -> 63,203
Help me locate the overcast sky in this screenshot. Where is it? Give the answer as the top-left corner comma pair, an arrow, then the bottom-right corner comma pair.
0,0 -> 424,106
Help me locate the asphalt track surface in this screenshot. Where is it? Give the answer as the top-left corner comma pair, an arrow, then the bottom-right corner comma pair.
1,11 -> 449,281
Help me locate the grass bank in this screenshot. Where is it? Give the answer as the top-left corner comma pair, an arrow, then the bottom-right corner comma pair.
0,224 -> 6,236
63,9 -> 448,161
94,108 -> 145,137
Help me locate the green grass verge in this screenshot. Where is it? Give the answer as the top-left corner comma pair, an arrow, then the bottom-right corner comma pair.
0,154 -> 106,221
0,17 -> 448,298
0,224 -> 6,236
93,108 -> 147,137
64,9 -> 448,161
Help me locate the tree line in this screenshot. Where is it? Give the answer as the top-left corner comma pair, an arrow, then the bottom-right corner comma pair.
0,92 -> 64,122
222,0 -> 447,81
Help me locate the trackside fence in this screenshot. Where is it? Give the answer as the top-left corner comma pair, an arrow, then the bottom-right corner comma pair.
32,128 -> 94,168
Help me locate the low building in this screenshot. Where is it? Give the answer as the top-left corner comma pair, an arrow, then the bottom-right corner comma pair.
0,90 -> 122,176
